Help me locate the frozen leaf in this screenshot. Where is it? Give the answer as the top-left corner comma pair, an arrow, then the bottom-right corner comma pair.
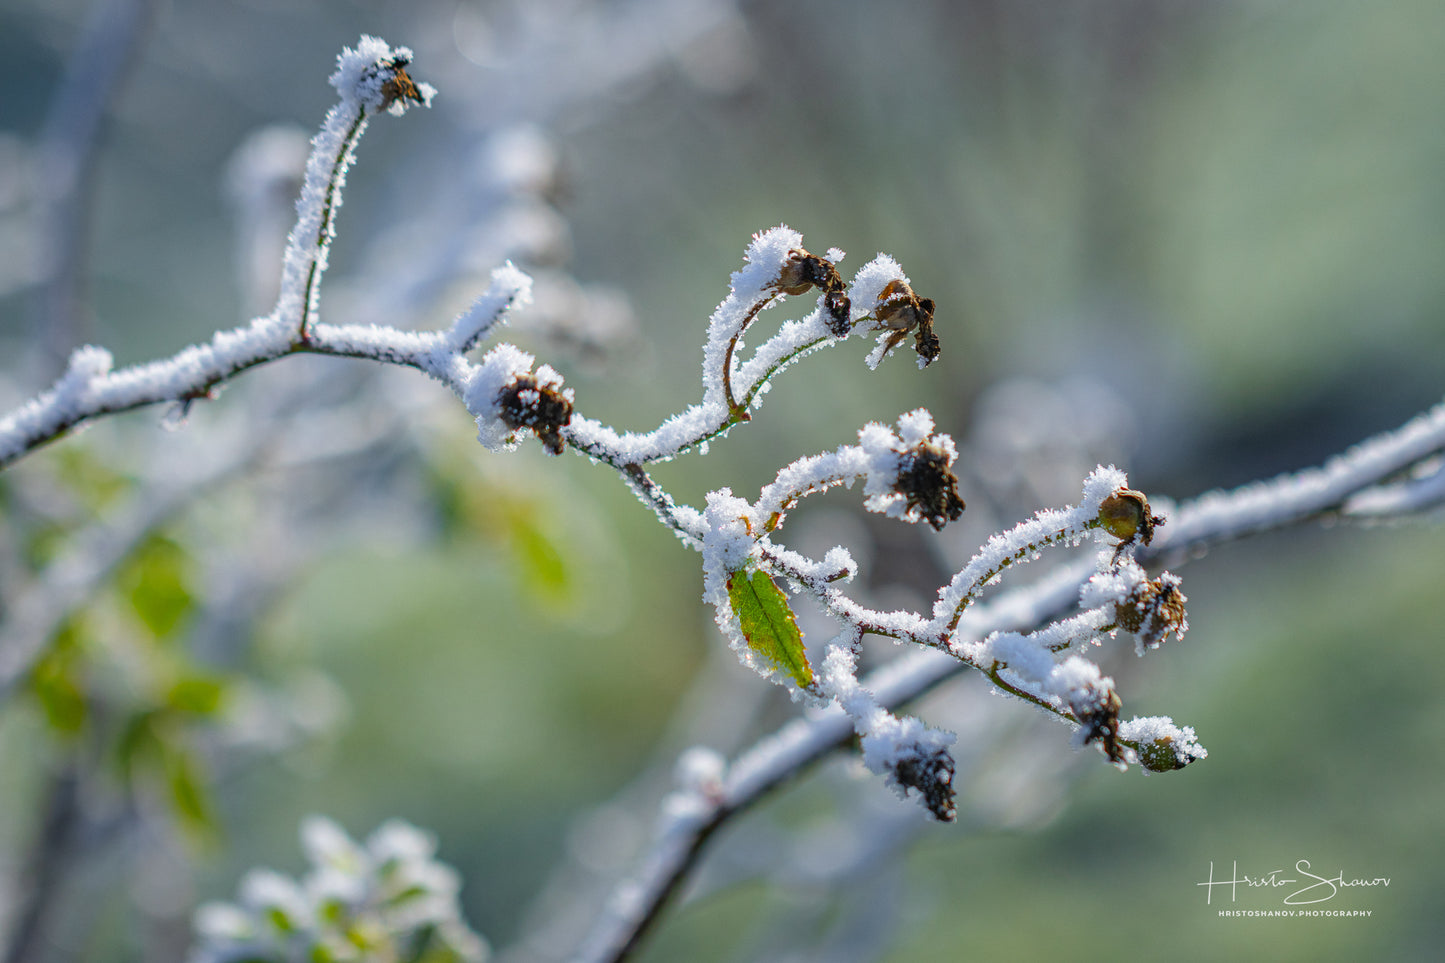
726,567 -> 811,686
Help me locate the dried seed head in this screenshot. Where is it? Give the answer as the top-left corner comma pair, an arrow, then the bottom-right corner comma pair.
1075,687 -> 1125,765
377,58 -> 425,113
497,373 -> 574,455
874,279 -> 940,366
1097,488 -> 1163,546
776,248 -> 845,296
895,442 -> 966,530
891,748 -> 957,822
822,289 -> 851,337
777,249 -> 852,336
1116,572 -> 1188,651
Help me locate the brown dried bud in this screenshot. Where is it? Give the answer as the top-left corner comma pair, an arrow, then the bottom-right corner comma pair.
1116,572 -> 1187,650
1076,687 -> 1124,764
777,249 -> 851,336
896,443 -> 966,531
875,279 -> 940,366
1097,488 -> 1163,546
892,748 -> 957,822
777,248 -> 845,296
822,289 -> 851,337
379,68 -> 422,112
498,374 -> 574,456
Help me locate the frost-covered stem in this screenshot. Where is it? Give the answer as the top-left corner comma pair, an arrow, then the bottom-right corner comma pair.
945,523 -> 1097,633
620,463 -> 706,545
295,110 -> 366,342
1149,398 -> 1445,554
734,332 -> 834,416
719,298 -> 772,420
0,290 -> 532,470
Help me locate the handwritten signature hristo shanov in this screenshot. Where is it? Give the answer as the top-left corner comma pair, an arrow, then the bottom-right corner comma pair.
1197,860 -> 1391,906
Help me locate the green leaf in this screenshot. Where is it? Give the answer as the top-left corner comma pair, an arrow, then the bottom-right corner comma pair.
726,567 -> 811,686
31,622 -> 87,735
166,672 -> 228,716
120,535 -> 195,641
511,512 -> 569,597
160,741 -> 217,839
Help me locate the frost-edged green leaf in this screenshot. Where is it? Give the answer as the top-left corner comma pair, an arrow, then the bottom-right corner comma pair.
726,567 -> 811,686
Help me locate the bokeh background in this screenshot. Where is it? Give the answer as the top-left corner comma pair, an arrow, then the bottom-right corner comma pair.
2,1 -> 1443,961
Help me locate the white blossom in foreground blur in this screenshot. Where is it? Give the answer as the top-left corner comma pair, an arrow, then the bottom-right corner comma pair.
189,816 -> 487,963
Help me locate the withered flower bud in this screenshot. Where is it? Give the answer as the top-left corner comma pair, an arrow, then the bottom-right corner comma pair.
1097,488 -> 1163,546
874,279 -> 940,366
776,248 -> 844,296
892,748 -> 957,822
1075,687 -> 1124,765
372,54 -> 427,114
896,443 -> 966,531
822,289 -> 851,337
777,249 -> 851,336
1116,572 -> 1188,651
498,374 -> 574,456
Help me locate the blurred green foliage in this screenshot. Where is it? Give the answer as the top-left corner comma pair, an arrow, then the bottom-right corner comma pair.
2,1 -> 1444,961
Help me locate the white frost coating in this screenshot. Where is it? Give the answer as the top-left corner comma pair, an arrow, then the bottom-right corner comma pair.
442,262 -> 534,354
966,631 -> 1114,716
747,409 -> 956,535
1118,716 -> 1208,763
1164,398 -> 1445,547
0,346 -> 112,459
1078,552 -> 1147,611
848,254 -> 907,325
699,490 -> 770,672
464,343 -> 537,451
819,644 -> 955,790
701,225 -> 801,407
848,254 -> 913,369
754,444 -> 871,526
731,309 -> 843,405
929,465 -> 1128,631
